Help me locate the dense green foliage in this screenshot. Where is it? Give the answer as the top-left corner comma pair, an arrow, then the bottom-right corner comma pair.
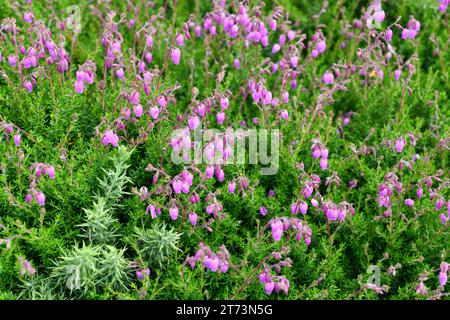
0,0 -> 448,300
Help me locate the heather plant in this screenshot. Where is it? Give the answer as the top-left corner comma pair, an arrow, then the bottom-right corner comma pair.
0,0 -> 449,300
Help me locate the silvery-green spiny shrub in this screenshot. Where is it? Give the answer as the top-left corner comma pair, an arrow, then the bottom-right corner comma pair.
78,197 -> 119,244
18,275 -> 65,300
97,146 -> 133,208
50,243 -> 100,295
78,147 -> 132,244
50,243 -> 130,296
97,245 -> 130,292
134,223 -> 181,270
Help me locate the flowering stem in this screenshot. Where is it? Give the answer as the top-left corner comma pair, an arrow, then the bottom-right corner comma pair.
347,284 -> 368,300
229,254 -> 271,300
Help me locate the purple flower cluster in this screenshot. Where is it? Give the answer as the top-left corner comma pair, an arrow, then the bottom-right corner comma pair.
378,172 -> 403,215
1,123 -> 22,146
269,217 -> 312,246
185,243 -> 229,273
227,176 -> 250,196
438,262 -> 448,287
258,247 -> 292,295
145,203 -> 161,219
130,260 -> 151,280
438,0 -> 449,12
25,163 -> 56,206
101,129 -> 119,147
321,200 -> 355,222
74,61 -> 96,94
205,193 -> 224,219
310,31 -> 327,58
172,170 -> 194,195
439,201 -> 450,225
416,261 -> 448,297
18,257 -> 36,277
0,15 -> 72,94
365,1 -> 385,29
401,17 -> 421,40
322,70 -> 335,85
395,137 -> 406,153
259,272 -> 290,295
378,169 -> 449,224
311,141 -> 329,170
136,268 -> 151,280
